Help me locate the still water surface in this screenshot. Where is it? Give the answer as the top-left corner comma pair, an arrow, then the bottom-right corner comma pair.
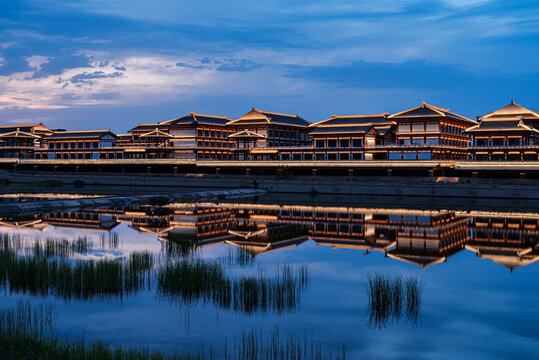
0,196 -> 538,359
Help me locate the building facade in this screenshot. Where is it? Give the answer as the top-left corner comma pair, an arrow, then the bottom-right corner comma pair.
35,130 -> 118,159
226,108 -> 311,160
387,102 -> 477,160
466,101 -> 539,161
306,113 -> 395,161
161,113 -> 233,160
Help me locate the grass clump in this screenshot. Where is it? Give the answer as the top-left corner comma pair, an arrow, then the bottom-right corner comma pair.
364,273 -> 423,328
0,301 -> 198,360
233,328 -> 345,360
0,302 -> 345,360
158,262 -> 310,314
0,244 -> 154,301
223,246 -> 255,266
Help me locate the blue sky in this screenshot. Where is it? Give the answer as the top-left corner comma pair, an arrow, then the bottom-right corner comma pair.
0,0 -> 538,132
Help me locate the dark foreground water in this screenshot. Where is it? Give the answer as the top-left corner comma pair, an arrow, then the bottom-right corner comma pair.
0,195 -> 538,359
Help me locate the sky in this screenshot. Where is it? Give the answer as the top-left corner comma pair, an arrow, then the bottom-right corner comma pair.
0,0 -> 538,132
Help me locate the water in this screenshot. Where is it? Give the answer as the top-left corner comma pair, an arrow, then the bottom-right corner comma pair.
0,196 -> 538,359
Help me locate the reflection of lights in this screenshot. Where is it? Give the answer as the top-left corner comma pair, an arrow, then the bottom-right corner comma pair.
0,193 -> 105,199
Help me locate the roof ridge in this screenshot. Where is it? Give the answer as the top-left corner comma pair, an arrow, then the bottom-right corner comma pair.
189,112 -> 229,119
135,123 -> 165,126
256,109 -> 298,117
53,129 -> 112,133
0,123 -> 42,128
422,101 -> 449,112
326,113 -> 389,119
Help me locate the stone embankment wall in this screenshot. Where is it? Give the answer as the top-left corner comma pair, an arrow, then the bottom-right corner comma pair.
0,187 -> 267,216
1,169 -> 539,199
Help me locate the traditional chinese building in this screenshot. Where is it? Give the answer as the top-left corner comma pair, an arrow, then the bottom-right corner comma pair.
35,130 -> 119,159
386,211 -> 469,270
160,112 -> 233,160
123,123 -> 173,159
466,214 -> 539,271
226,108 -> 311,160
466,101 -> 539,161
387,102 -> 477,160
0,123 -> 52,158
307,113 -> 395,161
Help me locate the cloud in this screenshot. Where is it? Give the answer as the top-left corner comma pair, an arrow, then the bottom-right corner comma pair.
26,55 -> 50,70
0,52 -> 316,110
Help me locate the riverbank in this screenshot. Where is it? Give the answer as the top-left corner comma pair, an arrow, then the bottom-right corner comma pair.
1,168 -> 539,200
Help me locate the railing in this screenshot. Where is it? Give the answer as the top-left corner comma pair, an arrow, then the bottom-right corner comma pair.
0,146 -> 37,150
469,144 -> 539,149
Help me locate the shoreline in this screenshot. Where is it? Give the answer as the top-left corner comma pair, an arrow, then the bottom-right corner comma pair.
2,168 -> 539,200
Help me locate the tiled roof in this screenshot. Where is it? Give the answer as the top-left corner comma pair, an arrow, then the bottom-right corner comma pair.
310,114 -> 392,127
309,125 -> 375,136
227,108 -> 310,127
309,114 -> 393,136
46,130 -> 116,140
0,129 -> 41,139
140,128 -> 174,138
228,130 -> 267,138
389,102 -> 477,124
116,134 -> 132,140
466,116 -> 539,133
163,113 -> 229,126
0,123 -> 52,135
480,101 -> 539,120
129,123 -> 169,132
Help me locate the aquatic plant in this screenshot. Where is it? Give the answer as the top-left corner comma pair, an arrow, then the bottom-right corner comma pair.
0,301 -> 55,338
158,262 -> 310,314
0,302 -> 345,360
364,273 -> 423,329
0,245 -> 154,300
223,245 -> 255,266
231,328 -> 345,360
34,236 -> 91,258
157,259 -> 231,306
100,233 -> 120,249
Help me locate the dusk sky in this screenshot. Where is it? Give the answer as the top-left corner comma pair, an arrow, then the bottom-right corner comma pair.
1,0 -> 538,132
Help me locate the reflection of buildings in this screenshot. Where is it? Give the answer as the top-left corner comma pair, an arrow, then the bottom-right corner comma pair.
1,203 -> 539,271
466,215 -> 539,271
385,212 -> 469,270
44,211 -> 120,232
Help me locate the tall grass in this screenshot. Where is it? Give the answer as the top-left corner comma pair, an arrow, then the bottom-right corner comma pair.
223,245 -> 255,266
0,302 -> 345,360
158,262 -> 310,314
0,233 -> 310,314
0,246 -> 154,300
34,236 -> 91,258
229,328 -> 345,360
100,233 -> 120,249
0,301 -> 55,338
364,273 -> 423,329
157,260 -> 232,307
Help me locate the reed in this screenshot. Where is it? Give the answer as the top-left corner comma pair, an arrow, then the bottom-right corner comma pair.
100,233 -> 120,249
364,273 -> 423,328
0,302 -> 344,360
0,246 -> 154,300
158,262 -> 310,314
0,300 -> 55,338
34,236 -> 92,258
227,328 -> 345,360
157,259 -> 232,306
223,245 -> 255,266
